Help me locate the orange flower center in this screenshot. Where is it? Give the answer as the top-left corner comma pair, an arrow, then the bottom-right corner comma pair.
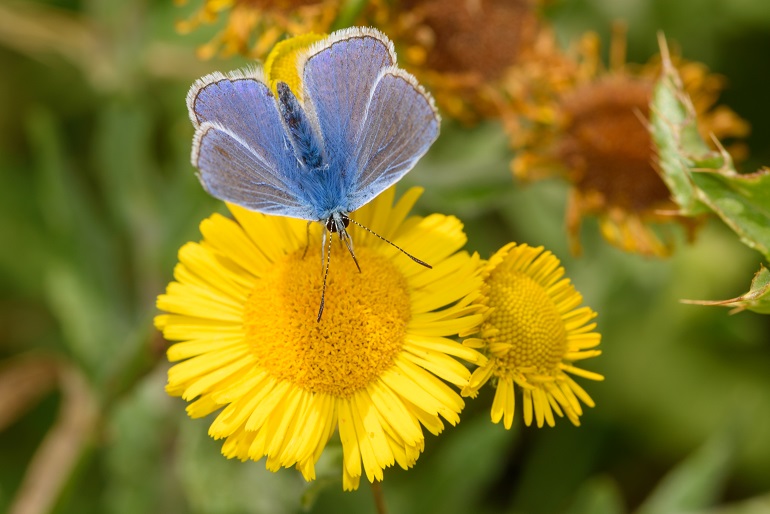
486,269 -> 567,374
243,244 -> 411,397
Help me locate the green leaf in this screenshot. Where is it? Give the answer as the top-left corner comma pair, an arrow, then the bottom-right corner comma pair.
650,36 -> 770,262
636,432 -> 734,514
563,477 -> 626,514
691,169 -> 770,262
388,414 -> 518,514
104,368 -> 183,514
0,158 -> 50,293
45,263 -> 110,371
176,418 -> 305,514
681,265 -> 770,314
26,107 -> 134,379
649,41 -> 713,216
693,493 -> 770,514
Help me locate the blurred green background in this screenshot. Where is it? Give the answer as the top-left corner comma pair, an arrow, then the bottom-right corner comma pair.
1,0 -> 770,513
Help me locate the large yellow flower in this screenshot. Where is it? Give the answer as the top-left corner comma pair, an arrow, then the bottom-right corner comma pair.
463,243 -> 603,428
155,187 -> 485,490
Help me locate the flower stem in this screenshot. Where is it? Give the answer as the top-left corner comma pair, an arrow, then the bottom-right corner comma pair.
371,481 -> 387,514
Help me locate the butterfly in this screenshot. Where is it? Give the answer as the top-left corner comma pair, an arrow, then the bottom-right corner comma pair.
186,27 -> 440,320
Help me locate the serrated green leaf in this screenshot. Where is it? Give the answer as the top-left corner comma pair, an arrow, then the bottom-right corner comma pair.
650,37 -> 770,261
691,170 -> 770,262
650,45 -> 712,216
682,266 -> 770,314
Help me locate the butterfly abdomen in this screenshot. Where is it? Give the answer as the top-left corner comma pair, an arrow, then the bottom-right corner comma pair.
277,82 -> 325,171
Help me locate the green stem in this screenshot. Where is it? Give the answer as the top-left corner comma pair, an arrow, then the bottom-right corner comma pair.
371,481 -> 388,514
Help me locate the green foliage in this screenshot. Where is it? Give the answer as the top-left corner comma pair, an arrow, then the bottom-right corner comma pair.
651,42 -> 770,253
1,0 -> 770,513
691,169 -> 770,262
651,38 -> 770,314
637,432 -> 733,514
684,266 -> 770,314
564,478 -> 626,514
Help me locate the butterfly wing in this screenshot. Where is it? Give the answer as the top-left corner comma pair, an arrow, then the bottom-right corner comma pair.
346,68 -> 440,211
298,28 -> 397,200
192,122 -> 314,217
187,69 -> 315,220
299,28 -> 439,213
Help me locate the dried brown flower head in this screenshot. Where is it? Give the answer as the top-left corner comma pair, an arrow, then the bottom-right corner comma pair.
371,0 -> 553,122
510,30 -> 749,256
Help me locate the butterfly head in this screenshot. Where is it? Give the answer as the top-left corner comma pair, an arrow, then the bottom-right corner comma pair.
325,212 -> 350,234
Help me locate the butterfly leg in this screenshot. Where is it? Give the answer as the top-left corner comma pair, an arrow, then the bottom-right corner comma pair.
339,227 -> 361,273
301,220 -> 313,260
317,225 -> 333,322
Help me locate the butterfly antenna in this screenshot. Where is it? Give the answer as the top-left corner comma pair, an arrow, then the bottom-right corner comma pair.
339,228 -> 362,272
347,218 -> 432,269
317,227 -> 333,322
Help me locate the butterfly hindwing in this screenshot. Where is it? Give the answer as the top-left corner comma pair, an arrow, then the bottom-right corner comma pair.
193,123 -> 315,219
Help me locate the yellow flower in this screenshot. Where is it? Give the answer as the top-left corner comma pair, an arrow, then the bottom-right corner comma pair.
263,32 -> 325,96
155,187 -> 485,490
176,0 -> 338,60
508,28 -> 750,257
463,243 -> 603,428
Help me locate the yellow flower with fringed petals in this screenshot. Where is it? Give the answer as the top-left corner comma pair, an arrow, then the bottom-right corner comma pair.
175,0 -> 338,60
156,186 -> 485,490
463,243 -> 603,428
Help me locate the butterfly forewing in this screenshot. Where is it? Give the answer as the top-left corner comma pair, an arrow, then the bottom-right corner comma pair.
347,68 -> 440,211
193,123 -> 315,218
299,29 -> 396,187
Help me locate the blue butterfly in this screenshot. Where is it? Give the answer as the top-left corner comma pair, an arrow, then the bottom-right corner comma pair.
187,27 -> 440,319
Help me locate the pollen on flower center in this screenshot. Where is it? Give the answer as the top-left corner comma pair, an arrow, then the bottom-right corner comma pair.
486,269 -> 567,373
243,244 -> 412,398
